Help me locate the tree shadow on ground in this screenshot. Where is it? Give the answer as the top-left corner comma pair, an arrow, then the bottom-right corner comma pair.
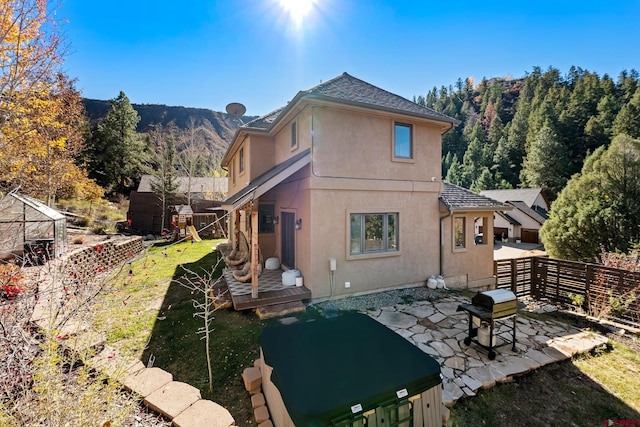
451,350 -> 640,426
141,250 -> 264,426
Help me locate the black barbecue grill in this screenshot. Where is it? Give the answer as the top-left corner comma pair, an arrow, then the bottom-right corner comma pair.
457,289 -> 519,360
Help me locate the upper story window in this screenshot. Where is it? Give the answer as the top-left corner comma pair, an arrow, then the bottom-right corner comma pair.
394,122 -> 412,159
230,163 -> 235,185
239,146 -> 245,174
291,121 -> 298,150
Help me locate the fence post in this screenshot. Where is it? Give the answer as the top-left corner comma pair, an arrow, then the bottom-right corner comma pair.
584,263 -> 593,313
531,256 -> 538,298
511,258 -> 517,295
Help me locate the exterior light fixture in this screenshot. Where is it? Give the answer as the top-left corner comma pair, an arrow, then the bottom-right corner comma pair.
295,218 -> 302,230
273,215 -> 279,225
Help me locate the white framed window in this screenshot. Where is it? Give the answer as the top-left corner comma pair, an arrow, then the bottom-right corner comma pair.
239,146 -> 245,174
350,213 -> 399,256
393,122 -> 412,159
454,216 -> 466,250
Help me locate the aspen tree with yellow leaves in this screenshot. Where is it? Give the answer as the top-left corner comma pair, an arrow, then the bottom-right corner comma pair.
0,0 -> 102,204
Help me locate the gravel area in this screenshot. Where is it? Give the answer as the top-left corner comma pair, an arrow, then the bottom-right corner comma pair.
310,286 -> 447,314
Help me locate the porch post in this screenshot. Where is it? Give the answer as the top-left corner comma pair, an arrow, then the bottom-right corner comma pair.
251,208 -> 259,298
234,210 -> 241,250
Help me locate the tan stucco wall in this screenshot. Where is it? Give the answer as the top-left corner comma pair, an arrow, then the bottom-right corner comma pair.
304,183 -> 441,299
262,167 -> 311,272
441,211 -> 496,290
274,108 -> 312,165
309,106 -> 442,182
227,135 -> 276,197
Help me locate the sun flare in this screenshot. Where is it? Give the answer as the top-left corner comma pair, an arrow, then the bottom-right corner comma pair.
279,0 -> 316,25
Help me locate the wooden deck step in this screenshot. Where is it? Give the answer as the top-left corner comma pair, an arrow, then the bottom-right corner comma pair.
232,285 -> 311,310
256,301 -> 307,320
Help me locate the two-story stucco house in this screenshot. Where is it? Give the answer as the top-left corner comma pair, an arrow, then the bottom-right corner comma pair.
221,73 -> 508,308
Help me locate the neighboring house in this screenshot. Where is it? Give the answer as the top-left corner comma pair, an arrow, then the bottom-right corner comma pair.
128,175 -> 227,235
479,188 -> 549,244
136,175 -> 228,199
221,72 -> 509,304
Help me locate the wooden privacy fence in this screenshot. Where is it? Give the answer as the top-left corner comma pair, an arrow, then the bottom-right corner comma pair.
495,256 -> 640,328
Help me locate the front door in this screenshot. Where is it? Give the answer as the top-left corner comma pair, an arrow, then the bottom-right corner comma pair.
281,212 -> 295,269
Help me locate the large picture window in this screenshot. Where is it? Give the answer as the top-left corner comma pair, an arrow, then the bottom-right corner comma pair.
350,213 -> 398,255
394,122 -> 412,159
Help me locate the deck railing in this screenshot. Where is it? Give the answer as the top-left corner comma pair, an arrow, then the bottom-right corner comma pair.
495,256 -> 640,328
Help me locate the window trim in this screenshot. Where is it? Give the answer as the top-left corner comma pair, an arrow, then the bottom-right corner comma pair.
290,121 -> 298,151
453,216 -> 466,252
347,211 -> 400,260
230,162 -> 235,185
393,122 -> 413,161
239,146 -> 245,175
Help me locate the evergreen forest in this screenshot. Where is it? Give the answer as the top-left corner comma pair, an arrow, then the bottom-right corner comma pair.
416,66 -> 640,201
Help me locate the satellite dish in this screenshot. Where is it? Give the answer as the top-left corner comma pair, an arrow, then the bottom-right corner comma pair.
226,102 -> 247,119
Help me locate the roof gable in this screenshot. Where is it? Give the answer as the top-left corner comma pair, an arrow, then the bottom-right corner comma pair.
479,188 -> 546,209
506,201 -> 547,225
241,73 -> 458,132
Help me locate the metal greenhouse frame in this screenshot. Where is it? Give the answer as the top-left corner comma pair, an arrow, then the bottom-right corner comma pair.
0,193 -> 68,263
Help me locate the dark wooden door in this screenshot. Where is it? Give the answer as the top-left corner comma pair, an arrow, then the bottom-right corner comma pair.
281,212 -> 295,268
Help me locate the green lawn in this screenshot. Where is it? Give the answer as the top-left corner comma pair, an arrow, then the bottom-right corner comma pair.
92,239 -> 265,423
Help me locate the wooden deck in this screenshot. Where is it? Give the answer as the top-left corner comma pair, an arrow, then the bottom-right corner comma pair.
223,268 -> 311,310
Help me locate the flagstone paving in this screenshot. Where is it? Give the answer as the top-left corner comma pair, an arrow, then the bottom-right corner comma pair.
364,294 -> 609,407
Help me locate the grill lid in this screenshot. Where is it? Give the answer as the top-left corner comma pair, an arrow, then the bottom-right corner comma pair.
477,289 -> 516,304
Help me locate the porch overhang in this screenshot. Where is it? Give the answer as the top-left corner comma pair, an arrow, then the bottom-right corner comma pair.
222,148 -> 311,212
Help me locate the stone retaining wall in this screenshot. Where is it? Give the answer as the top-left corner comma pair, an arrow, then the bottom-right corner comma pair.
64,237 -> 144,279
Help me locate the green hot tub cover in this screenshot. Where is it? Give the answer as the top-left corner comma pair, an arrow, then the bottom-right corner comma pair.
260,312 -> 442,426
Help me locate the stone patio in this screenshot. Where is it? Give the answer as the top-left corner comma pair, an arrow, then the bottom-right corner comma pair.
360,293 -> 609,406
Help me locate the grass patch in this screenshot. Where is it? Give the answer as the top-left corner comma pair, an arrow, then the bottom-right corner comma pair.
92,239 -> 265,424
450,334 -> 640,427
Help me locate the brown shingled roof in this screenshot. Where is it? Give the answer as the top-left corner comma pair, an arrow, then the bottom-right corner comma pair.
242,72 -> 458,131
440,182 -> 510,211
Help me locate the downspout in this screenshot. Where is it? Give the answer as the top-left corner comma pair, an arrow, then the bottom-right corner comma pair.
439,207 -> 452,277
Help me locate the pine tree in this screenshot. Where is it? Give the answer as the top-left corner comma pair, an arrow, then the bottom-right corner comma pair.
612,88 -> 640,138
445,155 -> 464,186
88,91 -> 145,193
520,125 -> 569,200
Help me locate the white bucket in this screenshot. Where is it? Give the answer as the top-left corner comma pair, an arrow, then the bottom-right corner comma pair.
282,270 -> 301,286
295,276 -> 303,287
427,277 -> 437,289
477,326 -> 495,347
265,257 -> 280,270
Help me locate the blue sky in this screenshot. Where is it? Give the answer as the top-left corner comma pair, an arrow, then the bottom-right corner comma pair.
61,0 -> 640,116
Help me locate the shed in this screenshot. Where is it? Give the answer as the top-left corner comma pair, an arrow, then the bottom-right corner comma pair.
0,193 -> 68,263
260,313 -> 442,427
